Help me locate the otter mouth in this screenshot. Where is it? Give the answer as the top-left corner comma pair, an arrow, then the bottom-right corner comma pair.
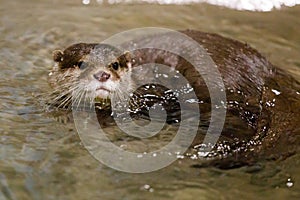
95,86 -> 112,99
96,87 -> 111,93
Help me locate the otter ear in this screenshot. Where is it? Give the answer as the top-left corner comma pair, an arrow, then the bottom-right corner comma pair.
123,51 -> 131,62
53,50 -> 64,62
123,51 -> 135,68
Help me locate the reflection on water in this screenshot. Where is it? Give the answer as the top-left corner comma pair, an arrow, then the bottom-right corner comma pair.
0,0 -> 300,199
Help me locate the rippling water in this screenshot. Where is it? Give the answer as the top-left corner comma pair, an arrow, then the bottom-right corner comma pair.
0,0 -> 300,199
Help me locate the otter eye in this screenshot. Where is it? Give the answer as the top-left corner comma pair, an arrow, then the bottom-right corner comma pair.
77,61 -> 88,70
111,62 -> 119,70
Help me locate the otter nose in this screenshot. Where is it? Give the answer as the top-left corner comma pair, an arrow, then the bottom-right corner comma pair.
93,71 -> 110,82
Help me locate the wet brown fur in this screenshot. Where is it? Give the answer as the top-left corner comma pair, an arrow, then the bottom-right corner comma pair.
48,30 -> 300,169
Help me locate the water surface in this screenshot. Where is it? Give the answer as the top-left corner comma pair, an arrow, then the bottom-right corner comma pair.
0,1 -> 300,199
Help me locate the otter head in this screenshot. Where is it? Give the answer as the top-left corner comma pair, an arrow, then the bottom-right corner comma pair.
50,43 -> 133,109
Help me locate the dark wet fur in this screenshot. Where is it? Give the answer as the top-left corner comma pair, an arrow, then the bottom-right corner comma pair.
48,30 -> 300,169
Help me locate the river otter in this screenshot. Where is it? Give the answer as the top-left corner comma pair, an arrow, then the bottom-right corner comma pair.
48,30 -> 300,169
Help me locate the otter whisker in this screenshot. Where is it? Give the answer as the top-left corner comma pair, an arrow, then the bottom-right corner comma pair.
51,84 -> 79,102
89,90 -> 96,109
72,86 -> 86,110
47,82 -> 81,109
83,88 -> 89,110
78,84 -> 94,110
56,92 -> 73,108
71,86 -> 82,107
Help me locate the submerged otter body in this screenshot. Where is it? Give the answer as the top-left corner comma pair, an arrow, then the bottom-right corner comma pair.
48,30 -> 300,169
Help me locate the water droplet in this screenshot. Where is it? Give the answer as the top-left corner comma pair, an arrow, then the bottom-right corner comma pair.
271,89 -> 281,95
197,151 -> 209,157
82,0 -> 90,5
185,99 -> 199,103
176,155 -> 184,159
286,178 -> 294,188
144,184 -> 150,189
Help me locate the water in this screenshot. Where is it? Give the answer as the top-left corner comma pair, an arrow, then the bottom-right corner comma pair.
94,0 -> 300,11
1,0 -> 300,199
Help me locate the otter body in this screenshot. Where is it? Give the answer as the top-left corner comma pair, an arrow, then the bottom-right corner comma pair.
48,30 -> 300,168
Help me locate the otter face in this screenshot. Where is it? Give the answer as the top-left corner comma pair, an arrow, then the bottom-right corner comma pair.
77,46 -> 133,100
50,43 -> 133,108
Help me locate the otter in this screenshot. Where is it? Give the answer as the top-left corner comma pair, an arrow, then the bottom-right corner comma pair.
48,30 -> 300,169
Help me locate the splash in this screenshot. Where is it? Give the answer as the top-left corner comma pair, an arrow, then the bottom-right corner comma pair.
83,0 -> 300,12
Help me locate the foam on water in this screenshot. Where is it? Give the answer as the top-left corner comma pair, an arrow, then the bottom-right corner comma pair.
84,0 -> 300,11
